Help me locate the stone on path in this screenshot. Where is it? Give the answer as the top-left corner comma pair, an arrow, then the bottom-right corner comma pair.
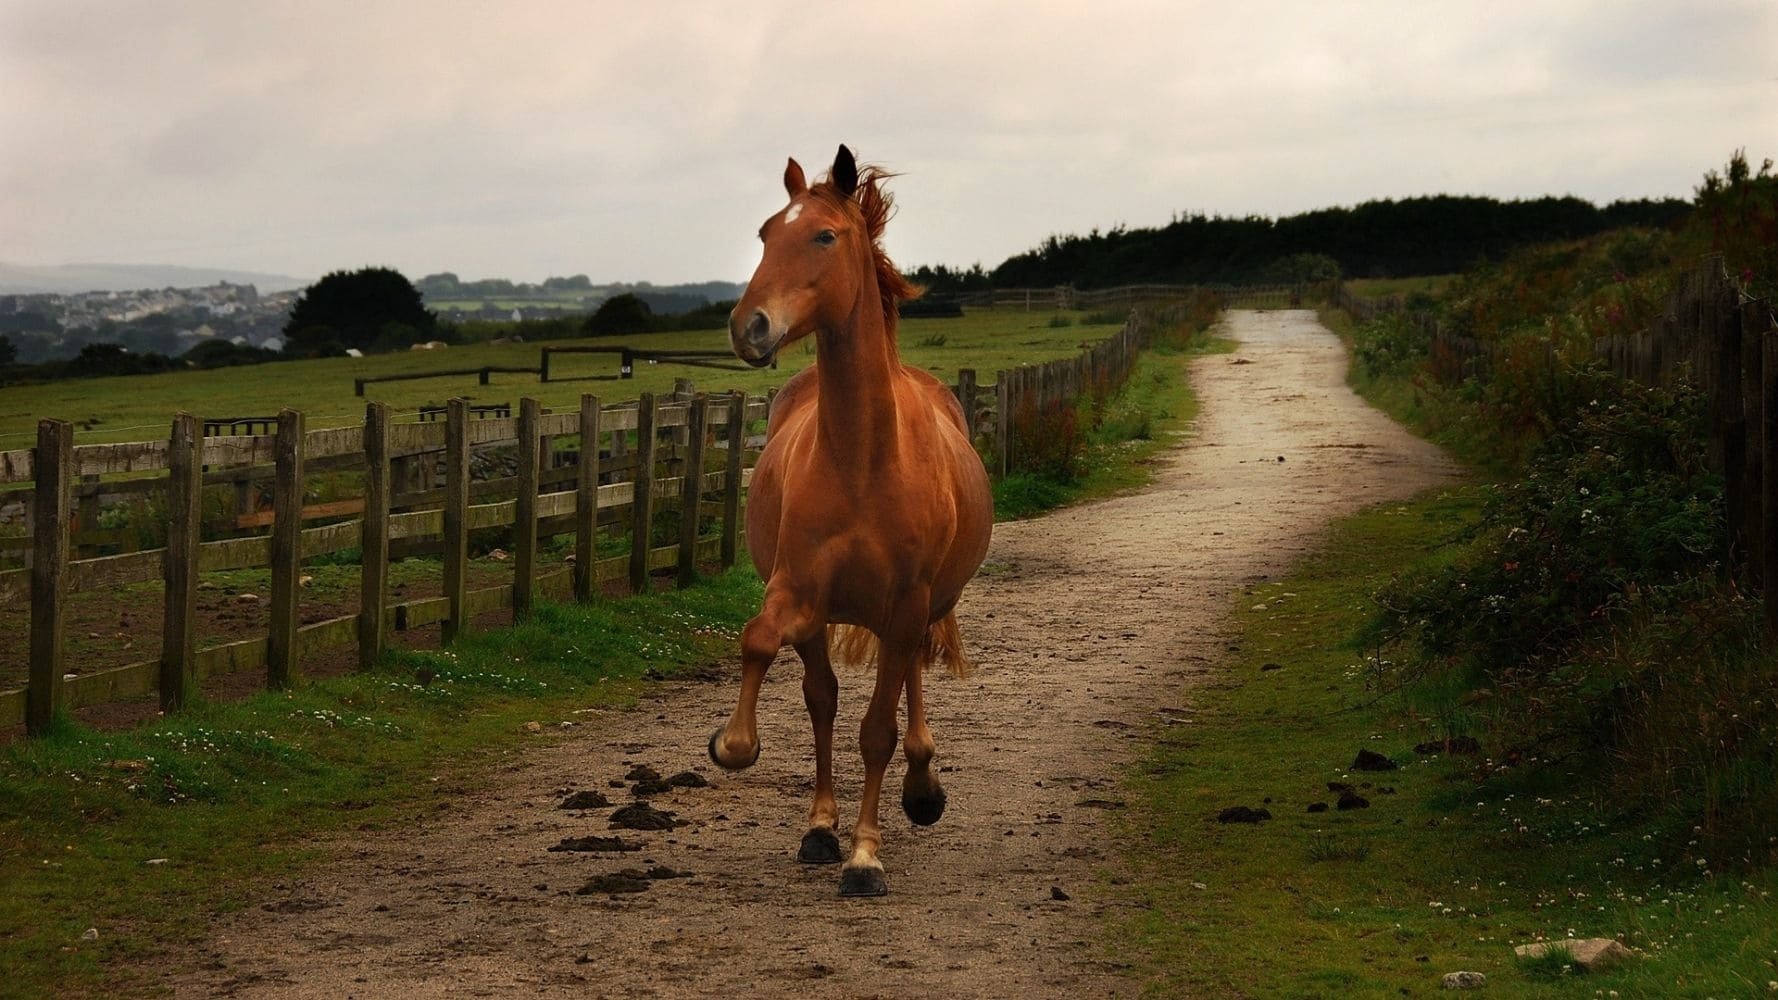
1440,971 -> 1486,989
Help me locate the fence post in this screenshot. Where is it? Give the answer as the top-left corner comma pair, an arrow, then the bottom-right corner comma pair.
267,408 -> 304,689
540,348 -> 552,383
574,393 -> 602,602
678,394 -> 708,588
630,392 -> 658,594
514,397 -> 541,620
957,369 -> 977,437
1765,326 -> 1778,636
27,418 -> 73,735
359,401 -> 391,670
995,370 -> 1010,476
161,413 -> 201,711
442,398 -> 469,644
722,391 -> 745,569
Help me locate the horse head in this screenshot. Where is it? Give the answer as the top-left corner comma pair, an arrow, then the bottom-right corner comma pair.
729,144 -> 912,367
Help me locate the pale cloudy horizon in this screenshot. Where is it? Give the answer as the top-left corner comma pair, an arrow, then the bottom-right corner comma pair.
2,0 -> 1772,286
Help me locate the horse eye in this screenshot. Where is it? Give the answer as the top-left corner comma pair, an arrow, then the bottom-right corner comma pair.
815,230 -> 837,246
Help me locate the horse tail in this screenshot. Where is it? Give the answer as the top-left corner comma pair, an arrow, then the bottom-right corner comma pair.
827,613 -> 973,679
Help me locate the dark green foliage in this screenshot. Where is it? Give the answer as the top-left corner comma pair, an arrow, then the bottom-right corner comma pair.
64,342 -> 180,377
583,293 -> 654,336
282,266 -> 438,355
0,334 -> 14,366
181,339 -> 282,369
989,194 -> 1690,289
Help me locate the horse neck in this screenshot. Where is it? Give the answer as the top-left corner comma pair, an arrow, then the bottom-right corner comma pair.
814,280 -> 901,469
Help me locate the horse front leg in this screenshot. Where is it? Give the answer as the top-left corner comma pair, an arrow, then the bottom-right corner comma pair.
793,636 -> 843,864
710,587 -> 812,770
839,601 -> 926,897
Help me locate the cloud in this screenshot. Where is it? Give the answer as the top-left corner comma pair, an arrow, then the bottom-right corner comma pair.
1,0 -> 1771,283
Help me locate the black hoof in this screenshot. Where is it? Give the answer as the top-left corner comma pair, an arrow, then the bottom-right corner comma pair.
838,865 -> 888,897
902,784 -> 947,826
797,828 -> 842,865
707,728 -> 759,770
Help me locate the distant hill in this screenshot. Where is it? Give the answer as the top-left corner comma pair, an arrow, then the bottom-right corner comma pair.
0,262 -> 310,295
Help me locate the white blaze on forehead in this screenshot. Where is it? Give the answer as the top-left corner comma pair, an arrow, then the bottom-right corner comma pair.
783,201 -> 803,224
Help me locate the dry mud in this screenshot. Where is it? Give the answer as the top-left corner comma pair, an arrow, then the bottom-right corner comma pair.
176,309 -> 1459,999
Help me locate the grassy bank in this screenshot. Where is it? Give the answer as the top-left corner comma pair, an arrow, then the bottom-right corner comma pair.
1114,488 -> 1778,997
992,322 -> 1233,519
0,571 -> 761,999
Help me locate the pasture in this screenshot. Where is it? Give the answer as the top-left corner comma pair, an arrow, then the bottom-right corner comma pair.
0,309 -> 1122,451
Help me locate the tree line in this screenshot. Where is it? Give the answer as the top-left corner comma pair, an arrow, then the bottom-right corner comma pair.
916,193 -> 1692,293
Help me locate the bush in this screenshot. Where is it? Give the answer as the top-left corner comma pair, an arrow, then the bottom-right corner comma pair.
1368,367 -> 1724,762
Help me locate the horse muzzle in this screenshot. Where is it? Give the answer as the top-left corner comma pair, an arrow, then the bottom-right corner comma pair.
730,308 -> 785,369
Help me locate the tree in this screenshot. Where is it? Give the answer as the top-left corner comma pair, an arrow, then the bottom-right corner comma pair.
282,267 -> 437,355
583,293 -> 654,336
0,334 -> 14,367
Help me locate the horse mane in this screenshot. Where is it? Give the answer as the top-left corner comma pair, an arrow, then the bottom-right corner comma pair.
812,164 -> 922,333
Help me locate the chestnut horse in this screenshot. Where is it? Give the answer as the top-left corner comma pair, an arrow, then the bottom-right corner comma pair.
712,145 -> 994,897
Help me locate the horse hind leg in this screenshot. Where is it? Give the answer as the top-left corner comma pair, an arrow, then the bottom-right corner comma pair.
902,612 -> 966,825
794,637 -> 843,864
839,602 -> 926,898
900,650 -> 945,826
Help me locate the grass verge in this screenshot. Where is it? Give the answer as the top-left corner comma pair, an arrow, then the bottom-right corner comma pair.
0,569 -> 761,999
993,328 -> 1234,520
1112,488 -> 1778,997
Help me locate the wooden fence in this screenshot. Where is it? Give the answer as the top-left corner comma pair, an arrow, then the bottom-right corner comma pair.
1334,261 -> 1778,626
950,282 -> 1306,311
2,307 -> 1180,734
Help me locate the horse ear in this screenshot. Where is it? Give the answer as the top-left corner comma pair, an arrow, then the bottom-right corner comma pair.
832,144 -> 858,198
784,157 -> 807,197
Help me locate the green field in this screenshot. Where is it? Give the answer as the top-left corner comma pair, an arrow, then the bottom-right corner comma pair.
0,310 -> 1119,451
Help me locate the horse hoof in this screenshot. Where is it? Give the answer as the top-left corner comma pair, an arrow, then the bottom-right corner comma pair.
707,728 -> 759,770
797,828 -> 842,865
838,865 -> 888,897
902,784 -> 947,826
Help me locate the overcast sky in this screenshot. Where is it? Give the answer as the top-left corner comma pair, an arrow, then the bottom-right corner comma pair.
2,1 -> 1772,285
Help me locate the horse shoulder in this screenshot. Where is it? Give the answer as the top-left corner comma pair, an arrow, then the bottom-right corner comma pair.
766,366 -> 818,438
898,366 -> 969,435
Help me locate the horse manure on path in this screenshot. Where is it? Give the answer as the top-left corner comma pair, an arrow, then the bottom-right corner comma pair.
557,790 -> 611,810
574,866 -> 694,896
549,835 -> 644,853
608,801 -> 680,830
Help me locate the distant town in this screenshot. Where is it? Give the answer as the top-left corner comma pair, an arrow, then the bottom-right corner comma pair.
0,274 -> 745,366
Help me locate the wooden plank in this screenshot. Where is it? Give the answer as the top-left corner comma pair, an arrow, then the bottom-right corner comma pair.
200,434 -> 276,469
539,412 -> 577,437
0,566 -> 25,604
575,393 -> 602,602
72,439 -> 168,477
0,447 -> 31,483
442,398 -> 469,644
466,498 -> 517,531
300,520 -> 359,560
304,425 -> 363,461
266,408 -> 304,689
69,549 -> 162,591
678,395 -> 707,587
389,422 -> 446,455
235,497 -> 364,530
630,393 -> 658,594
198,535 -> 272,573
722,392 -> 744,568
514,397 -> 541,621
64,658 -> 157,710
467,417 -> 518,447
194,635 -> 269,680
389,508 -> 443,541
359,401 -> 392,671
29,419 -> 74,735
161,413 -> 201,712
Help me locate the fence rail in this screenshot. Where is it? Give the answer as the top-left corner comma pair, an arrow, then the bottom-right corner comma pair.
2,307 -> 1182,734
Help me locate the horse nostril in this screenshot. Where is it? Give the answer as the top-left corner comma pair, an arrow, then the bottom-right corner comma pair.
745,310 -> 770,344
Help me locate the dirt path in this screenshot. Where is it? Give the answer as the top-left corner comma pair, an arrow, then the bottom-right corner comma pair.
176,310 -> 1459,999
